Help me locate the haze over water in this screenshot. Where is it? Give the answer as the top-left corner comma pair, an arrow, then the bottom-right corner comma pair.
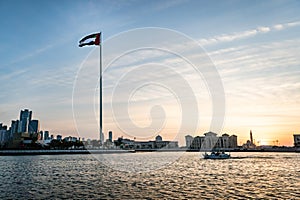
0,152 -> 299,199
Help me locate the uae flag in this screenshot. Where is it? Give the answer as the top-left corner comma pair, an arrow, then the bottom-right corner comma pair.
79,32 -> 101,47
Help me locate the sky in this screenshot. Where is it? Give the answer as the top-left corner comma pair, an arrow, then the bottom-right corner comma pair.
0,0 -> 300,146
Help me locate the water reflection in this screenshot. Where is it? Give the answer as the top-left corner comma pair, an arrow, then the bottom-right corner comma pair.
0,152 -> 299,199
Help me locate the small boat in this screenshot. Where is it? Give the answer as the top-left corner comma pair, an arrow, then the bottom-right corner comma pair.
203,151 -> 230,159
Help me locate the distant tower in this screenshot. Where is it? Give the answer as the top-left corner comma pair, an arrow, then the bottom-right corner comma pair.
44,131 -> 49,140
250,130 -> 253,145
19,109 -> 32,133
10,120 -> 19,136
40,131 -> 43,140
100,132 -> 104,145
108,131 -> 112,142
28,120 -> 39,133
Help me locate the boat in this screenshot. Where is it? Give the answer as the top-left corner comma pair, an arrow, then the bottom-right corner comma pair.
203,151 -> 230,159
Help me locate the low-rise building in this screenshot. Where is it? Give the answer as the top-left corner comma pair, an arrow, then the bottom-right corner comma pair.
114,135 -> 179,150
185,135 -> 193,148
294,134 -> 300,147
187,132 -> 238,150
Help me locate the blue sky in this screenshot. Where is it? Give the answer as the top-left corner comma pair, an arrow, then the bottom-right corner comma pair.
0,0 -> 300,146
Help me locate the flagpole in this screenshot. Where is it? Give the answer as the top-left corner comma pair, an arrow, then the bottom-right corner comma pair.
99,32 -> 103,143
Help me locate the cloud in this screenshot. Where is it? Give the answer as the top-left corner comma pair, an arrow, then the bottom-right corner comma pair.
273,24 -> 284,30
286,21 -> 300,27
199,20 -> 300,46
206,38 -> 300,122
257,26 -> 271,33
199,30 -> 257,46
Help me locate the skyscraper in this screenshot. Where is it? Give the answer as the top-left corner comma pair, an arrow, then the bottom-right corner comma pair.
100,132 -> 104,145
40,131 -> 43,140
19,109 -> 32,133
44,131 -> 49,140
28,120 -> 39,133
108,131 -> 112,142
10,120 -> 19,134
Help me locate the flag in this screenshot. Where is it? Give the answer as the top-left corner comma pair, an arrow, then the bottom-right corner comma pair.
79,32 -> 101,47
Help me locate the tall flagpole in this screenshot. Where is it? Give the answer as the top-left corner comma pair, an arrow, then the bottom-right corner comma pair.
78,32 -> 103,142
99,32 -> 103,142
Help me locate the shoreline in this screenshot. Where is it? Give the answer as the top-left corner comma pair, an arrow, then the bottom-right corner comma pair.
0,149 -> 135,156
0,148 -> 299,156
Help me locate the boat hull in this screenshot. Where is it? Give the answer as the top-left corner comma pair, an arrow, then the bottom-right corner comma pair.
203,153 -> 230,159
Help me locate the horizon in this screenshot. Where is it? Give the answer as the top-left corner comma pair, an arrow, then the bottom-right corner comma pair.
1,1 -> 300,146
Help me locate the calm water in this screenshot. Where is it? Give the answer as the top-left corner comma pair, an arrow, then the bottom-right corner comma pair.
0,152 -> 299,199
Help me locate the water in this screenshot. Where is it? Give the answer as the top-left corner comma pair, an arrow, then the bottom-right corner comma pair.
0,152 -> 299,199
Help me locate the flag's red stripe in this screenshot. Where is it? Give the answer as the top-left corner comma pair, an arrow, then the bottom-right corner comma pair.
95,33 -> 100,45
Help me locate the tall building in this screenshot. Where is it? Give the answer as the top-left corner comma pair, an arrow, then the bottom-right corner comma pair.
108,131 -> 113,142
44,131 -> 49,140
19,109 -> 32,133
100,132 -> 104,145
28,120 -> 39,133
10,120 -> 19,135
250,130 -> 254,145
0,124 -> 8,145
39,131 -> 43,140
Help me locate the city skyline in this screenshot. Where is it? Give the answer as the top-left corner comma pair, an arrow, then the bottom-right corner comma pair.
1,1 -> 300,146
0,108 -> 295,147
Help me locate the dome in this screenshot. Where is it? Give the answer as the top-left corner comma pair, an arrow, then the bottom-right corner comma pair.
155,135 -> 162,141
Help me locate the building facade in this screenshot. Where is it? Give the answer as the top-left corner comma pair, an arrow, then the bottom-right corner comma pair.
185,135 -> 193,148
108,131 -> 112,142
44,131 -> 50,140
19,109 -> 32,133
187,132 -> 238,150
28,120 -> 39,133
100,132 -> 104,145
0,124 -> 8,147
294,134 -> 300,147
114,135 -> 179,150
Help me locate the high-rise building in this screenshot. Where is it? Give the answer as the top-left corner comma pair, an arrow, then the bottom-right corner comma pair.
0,124 -> 8,145
19,109 -> 32,133
28,120 -> 39,133
250,130 -> 254,145
108,131 -> 113,142
44,131 -> 49,140
39,131 -> 43,140
10,120 -> 19,134
100,132 -> 104,145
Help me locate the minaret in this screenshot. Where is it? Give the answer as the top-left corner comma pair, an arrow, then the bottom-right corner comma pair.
250,130 -> 253,145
